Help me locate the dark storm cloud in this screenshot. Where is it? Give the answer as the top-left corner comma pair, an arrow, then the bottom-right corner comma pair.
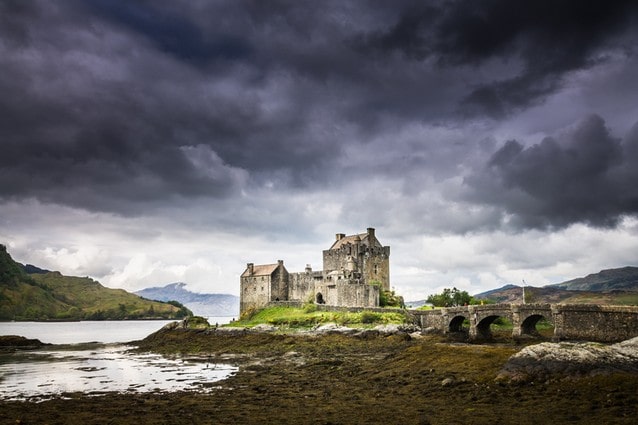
361,0 -> 638,117
0,1 -> 322,214
84,0 -> 253,65
0,0 -> 39,47
466,115 -> 638,229
0,0 -> 637,219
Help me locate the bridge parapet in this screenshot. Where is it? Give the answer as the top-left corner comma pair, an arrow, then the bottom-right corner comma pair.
407,303 -> 638,342
551,304 -> 638,342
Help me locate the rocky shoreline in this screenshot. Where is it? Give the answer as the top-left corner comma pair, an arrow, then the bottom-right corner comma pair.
1,324 -> 637,424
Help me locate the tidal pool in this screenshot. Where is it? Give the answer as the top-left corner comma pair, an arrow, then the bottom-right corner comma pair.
0,345 -> 237,401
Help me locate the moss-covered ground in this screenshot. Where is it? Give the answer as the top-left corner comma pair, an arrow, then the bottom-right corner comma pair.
235,305 -> 409,328
1,326 -> 636,424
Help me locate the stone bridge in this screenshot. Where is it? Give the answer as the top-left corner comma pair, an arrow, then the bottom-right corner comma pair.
409,303 -> 638,342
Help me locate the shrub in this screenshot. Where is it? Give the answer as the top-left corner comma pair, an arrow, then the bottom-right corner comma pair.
360,311 -> 382,324
186,316 -> 210,329
303,302 -> 317,313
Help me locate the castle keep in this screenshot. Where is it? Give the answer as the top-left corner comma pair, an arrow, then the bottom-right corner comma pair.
240,228 -> 390,315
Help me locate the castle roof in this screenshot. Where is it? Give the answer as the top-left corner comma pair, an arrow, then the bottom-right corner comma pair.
241,263 -> 281,278
329,232 -> 382,250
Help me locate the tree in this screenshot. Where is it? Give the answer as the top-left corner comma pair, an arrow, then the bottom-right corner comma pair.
166,300 -> 193,318
426,287 -> 473,307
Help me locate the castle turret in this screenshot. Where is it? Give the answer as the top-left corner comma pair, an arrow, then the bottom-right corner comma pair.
353,234 -> 361,258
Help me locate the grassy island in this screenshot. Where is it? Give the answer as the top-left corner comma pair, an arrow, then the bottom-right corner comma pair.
233,305 -> 409,329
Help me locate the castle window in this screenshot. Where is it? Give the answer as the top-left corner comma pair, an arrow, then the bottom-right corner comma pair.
374,264 -> 378,274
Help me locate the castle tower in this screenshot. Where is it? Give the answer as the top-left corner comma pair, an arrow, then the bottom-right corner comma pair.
322,227 -> 390,290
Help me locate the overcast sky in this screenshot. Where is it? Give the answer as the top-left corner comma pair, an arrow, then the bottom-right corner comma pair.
1,0 -> 638,301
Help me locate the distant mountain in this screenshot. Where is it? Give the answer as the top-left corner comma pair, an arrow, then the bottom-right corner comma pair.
473,284 -> 577,304
135,282 -> 239,317
549,266 -> 638,292
0,244 -> 190,321
474,267 -> 638,305
473,284 -> 521,302
405,299 -> 429,309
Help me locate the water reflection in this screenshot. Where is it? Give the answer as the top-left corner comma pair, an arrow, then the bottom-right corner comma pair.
0,345 -> 236,400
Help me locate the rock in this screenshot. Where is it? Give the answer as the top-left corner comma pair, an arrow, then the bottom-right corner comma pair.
441,378 -> 455,386
251,324 -> 278,332
313,323 -> 357,334
0,335 -> 47,349
353,329 -> 380,339
160,321 -> 180,331
399,324 -> 421,333
373,324 -> 401,334
409,332 -> 425,339
373,324 -> 421,335
497,336 -> 638,383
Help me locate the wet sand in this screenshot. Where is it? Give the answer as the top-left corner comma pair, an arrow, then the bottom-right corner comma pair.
1,329 -> 637,424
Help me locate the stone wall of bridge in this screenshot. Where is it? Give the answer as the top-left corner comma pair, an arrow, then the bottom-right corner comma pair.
409,304 -> 638,343
552,304 -> 638,342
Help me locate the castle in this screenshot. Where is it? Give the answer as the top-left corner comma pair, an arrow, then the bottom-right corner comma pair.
240,228 -> 390,315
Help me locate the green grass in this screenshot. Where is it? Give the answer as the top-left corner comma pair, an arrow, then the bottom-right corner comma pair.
232,306 -> 409,329
609,293 -> 638,305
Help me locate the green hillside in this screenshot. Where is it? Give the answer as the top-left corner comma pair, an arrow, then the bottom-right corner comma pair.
0,244 -> 191,321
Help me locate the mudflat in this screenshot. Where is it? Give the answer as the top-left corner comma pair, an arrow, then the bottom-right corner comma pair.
1,328 -> 637,424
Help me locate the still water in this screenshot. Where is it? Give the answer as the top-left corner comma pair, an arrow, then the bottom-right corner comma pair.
0,316 -> 235,344
0,345 -> 237,401
0,318 -> 238,400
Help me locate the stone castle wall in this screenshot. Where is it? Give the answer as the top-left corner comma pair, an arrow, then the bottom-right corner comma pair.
288,270 -> 322,303
361,246 -> 390,290
322,244 -> 390,290
270,266 -> 289,302
314,280 -> 379,308
240,274 -> 271,314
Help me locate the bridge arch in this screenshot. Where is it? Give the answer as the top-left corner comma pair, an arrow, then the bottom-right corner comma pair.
517,310 -> 554,339
475,315 -> 509,339
448,315 -> 468,333
522,314 -> 545,335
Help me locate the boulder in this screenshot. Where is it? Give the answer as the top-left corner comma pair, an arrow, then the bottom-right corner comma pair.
497,336 -> 638,383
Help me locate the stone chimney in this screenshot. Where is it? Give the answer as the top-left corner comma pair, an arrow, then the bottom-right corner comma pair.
367,227 -> 375,239
305,264 -> 312,273
247,263 -> 254,275
277,260 -> 284,266
336,233 -> 346,241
